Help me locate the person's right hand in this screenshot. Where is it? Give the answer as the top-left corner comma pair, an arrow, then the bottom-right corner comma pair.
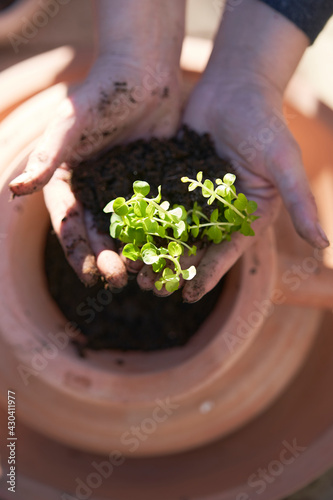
9,0 -> 185,289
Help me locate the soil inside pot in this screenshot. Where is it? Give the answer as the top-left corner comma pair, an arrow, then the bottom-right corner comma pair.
45,230 -> 225,353
45,126 -> 233,353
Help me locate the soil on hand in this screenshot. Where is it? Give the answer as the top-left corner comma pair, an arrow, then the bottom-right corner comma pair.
45,126 -> 232,353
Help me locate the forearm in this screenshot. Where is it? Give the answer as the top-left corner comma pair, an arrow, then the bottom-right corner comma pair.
203,0 -> 309,93
95,0 -> 185,65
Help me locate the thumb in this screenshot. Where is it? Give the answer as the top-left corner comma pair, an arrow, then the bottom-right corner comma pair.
267,133 -> 330,249
9,98 -> 82,196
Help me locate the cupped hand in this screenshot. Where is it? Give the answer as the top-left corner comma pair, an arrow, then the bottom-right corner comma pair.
144,0 -> 330,303
9,54 -> 182,287
175,71 -> 329,302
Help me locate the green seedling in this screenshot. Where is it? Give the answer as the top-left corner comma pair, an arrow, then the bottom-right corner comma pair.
104,172 -> 258,293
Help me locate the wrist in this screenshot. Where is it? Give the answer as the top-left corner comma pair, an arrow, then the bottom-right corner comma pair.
202,0 -> 309,93
95,0 -> 185,68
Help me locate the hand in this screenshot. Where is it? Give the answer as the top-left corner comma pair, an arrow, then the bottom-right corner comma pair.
173,0 -> 330,302
9,0 -> 185,288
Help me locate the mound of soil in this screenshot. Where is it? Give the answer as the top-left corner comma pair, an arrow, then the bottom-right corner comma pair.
45,126 -> 233,353
71,126 -> 232,234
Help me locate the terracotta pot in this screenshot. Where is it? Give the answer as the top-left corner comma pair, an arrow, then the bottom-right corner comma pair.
0,90 -> 281,456
0,48 -> 332,500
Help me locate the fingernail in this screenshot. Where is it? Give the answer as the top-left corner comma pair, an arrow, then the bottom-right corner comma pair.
9,172 -> 32,186
316,222 -> 330,248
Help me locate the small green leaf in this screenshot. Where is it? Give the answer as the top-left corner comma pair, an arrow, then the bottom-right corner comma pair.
157,225 -> 166,238
104,200 -> 115,213
223,173 -> 236,186
152,185 -> 162,203
215,178 -> 222,185
208,194 -> 216,205
189,245 -> 197,256
181,176 -> 189,183
146,204 -> 155,218
174,204 -> 187,220
240,221 -> 255,236
113,197 -> 128,216
192,212 -> 200,226
196,171 -> 203,182
169,206 -> 183,221
224,209 -> 235,223
155,280 -> 163,291
122,243 -> 141,261
247,200 -> 258,214
110,216 -> 124,238
165,280 -> 180,293
202,179 -> 214,198
128,227 -> 146,245
141,242 -> 158,253
210,208 -> 219,222
163,268 -> 174,278
160,201 -> 170,211
142,250 -> 160,265
133,199 -> 147,217
173,220 -> 186,238
143,219 -> 159,234
168,242 -> 182,257
207,225 -> 223,244
224,209 -> 242,225
234,193 -> 247,211
182,266 -> 196,281
191,226 -> 199,238
216,185 -> 227,197
133,180 -> 150,197
188,182 -> 197,192
152,258 -> 166,273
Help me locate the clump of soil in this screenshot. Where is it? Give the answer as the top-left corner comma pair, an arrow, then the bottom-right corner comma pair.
45,126 -> 233,353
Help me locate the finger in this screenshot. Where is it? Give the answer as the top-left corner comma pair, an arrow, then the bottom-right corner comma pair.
85,211 -> 128,289
182,209 -> 274,303
125,259 -> 145,274
119,251 -> 144,274
268,134 -> 330,249
137,265 -> 157,291
43,167 -> 99,286
9,98 -> 82,196
137,248 -> 206,297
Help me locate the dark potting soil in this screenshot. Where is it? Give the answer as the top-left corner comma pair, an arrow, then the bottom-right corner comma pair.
45,229 -> 225,353
45,126 -> 233,353
70,126 -> 233,235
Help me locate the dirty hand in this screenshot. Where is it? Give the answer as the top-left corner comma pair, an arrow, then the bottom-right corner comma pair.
9,0 -> 185,288
174,0 -> 330,302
